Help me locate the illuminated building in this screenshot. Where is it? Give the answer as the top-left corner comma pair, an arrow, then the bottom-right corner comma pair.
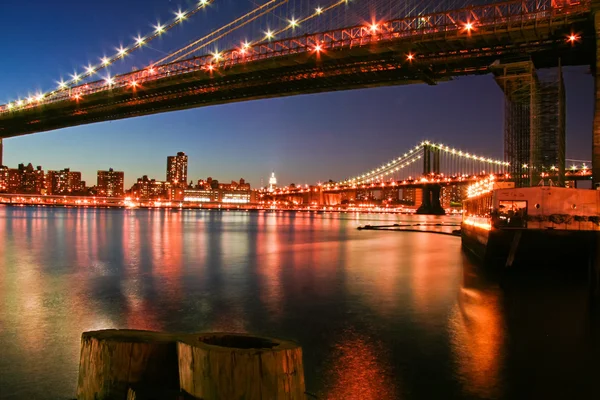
441,184 -> 467,208
46,168 -> 84,195
129,175 -> 171,200
0,166 -> 7,192
4,163 -> 46,194
401,188 -> 423,206
97,168 -> 124,197
268,172 -> 277,192
166,152 -> 188,186
183,189 -> 219,202
184,178 -> 252,203
221,190 -> 251,204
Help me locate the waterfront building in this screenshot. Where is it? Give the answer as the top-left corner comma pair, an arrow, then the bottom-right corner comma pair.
97,168 -> 124,197
401,187 -> 423,206
0,166 -> 7,192
129,176 -> 172,200
221,190 -> 252,204
46,168 -> 84,195
166,152 -> 188,185
4,163 -> 46,194
183,188 -> 220,202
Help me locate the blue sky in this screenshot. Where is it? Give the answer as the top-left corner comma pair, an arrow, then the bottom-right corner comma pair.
0,0 -> 593,187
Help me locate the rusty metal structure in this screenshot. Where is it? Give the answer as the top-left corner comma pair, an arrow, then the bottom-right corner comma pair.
492,60 -> 566,187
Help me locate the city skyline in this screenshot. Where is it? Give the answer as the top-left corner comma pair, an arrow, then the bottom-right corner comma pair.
0,0 -> 594,188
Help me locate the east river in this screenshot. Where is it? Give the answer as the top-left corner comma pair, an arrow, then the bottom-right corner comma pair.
0,206 -> 598,399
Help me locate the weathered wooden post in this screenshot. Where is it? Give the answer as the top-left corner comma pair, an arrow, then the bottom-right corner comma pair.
178,332 -> 306,400
76,330 -> 182,400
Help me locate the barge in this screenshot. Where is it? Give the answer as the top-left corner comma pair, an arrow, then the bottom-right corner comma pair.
461,177 -> 600,267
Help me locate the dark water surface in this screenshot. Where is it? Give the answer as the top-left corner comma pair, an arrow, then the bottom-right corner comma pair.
0,207 -> 598,399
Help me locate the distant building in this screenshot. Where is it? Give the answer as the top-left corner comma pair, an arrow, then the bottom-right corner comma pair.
46,168 -> 84,195
129,176 -> 172,200
401,187 -> 423,207
5,163 -> 46,194
441,184 -> 467,208
97,168 -> 124,197
183,188 -> 219,203
166,152 -> 188,186
221,190 -> 251,204
268,172 -> 277,192
0,166 -> 7,192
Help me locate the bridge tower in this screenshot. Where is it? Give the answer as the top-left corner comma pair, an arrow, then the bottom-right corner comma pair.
492,60 -> 565,187
416,144 -> 445,215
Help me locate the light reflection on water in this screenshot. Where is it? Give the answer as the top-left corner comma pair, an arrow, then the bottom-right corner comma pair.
0,207 -> 597,400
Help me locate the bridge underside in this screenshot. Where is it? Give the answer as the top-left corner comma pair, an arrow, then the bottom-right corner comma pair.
0,16 -> 593,139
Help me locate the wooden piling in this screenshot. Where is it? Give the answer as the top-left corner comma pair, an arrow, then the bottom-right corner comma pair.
177,332 -> 306,400
76,330 -> 183,400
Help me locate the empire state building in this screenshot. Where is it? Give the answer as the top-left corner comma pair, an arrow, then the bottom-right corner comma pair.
268,172 -> 277,192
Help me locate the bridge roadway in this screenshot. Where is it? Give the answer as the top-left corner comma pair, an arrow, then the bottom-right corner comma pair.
0,0 -> 594,139
268,169 -> 593,198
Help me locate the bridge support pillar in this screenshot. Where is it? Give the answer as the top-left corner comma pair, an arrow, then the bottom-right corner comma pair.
594,6 -> 600,188
492,60 -> 565,187
416,184 -> 445,215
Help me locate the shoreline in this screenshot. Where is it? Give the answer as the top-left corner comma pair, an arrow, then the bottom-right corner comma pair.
0,201 -> 463,216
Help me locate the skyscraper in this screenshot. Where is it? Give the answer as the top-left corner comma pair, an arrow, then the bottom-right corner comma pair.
166,152 -> 188,185
268,172 -> 277,192
97,168 -> 124,197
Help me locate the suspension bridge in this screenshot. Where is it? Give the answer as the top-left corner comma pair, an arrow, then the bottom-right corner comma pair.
0,0 -> 598,186
265,140 -> 592,214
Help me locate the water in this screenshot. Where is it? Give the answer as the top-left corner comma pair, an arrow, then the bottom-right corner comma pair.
0,207 -> 597,400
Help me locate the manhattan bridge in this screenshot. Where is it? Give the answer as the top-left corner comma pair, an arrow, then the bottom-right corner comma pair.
0,0 -> 597,204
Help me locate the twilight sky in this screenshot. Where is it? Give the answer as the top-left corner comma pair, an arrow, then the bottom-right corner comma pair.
0,0 -> 593,187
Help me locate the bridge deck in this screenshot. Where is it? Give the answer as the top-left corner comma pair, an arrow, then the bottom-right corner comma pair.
0,0 -> 593,138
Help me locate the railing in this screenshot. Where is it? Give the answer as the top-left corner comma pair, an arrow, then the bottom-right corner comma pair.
0,0 -> 590,115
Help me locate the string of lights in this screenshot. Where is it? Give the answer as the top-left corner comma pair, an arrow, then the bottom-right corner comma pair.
6,0 -> 216,106
205,0 -> 355,65
156,0 -> 289,65
343,140 -> 509,185
2,0 -> 351,112
0,0 -> 584,114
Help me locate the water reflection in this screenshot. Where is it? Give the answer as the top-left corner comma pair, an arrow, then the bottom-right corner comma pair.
449,260 -> 505,399
0,207 -> 597,400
